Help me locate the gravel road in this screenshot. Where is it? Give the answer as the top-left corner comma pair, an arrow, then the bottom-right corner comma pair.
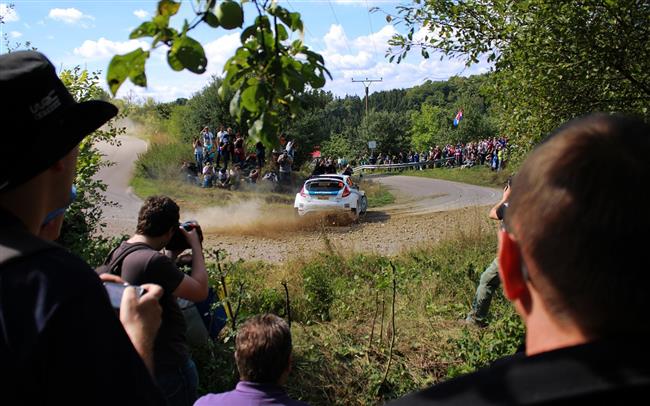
97,136 -> 501,262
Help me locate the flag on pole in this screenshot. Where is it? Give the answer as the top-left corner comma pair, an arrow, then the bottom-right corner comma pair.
453,109 -> 463,127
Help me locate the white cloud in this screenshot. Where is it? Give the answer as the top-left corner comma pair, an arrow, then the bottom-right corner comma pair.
324,24 -> 350,54
9,30 -> 21,38
203,32 -> 242,75
73,37 -> 149,60
322,49 -> 374,70
48,8 -> 94,26
353,25 -> 396,53
0,3 -> 19,23
133,9 -> 149,20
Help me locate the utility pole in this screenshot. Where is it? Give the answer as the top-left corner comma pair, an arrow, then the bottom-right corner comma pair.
352,77 -> 383,156
352,77 -> 383,117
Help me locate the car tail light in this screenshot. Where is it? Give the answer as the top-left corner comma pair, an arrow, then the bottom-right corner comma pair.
341,186 -> 351,197
300,186 -> 308,197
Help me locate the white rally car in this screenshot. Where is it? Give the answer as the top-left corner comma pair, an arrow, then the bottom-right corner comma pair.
294,174 -> 368,220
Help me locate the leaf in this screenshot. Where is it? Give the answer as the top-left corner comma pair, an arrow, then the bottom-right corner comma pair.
241,85 -> 261,112
107,48 -> 149,95
229,89 -> 242,118
248,115 -> 264,138
130,22 -> 158,39
157,0 -> 181,17
168,35 -> 207,74
204,12 -> 220,28
241,24 -> 257,42
216,1 -> 244,29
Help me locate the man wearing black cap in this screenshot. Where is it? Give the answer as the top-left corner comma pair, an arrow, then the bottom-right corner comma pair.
0,51 -> 166,404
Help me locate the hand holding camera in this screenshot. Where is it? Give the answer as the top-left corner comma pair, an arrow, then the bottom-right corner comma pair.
165,220 -> 204,252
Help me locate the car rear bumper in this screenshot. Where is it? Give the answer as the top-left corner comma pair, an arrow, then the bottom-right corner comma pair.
294,196 -> 356,215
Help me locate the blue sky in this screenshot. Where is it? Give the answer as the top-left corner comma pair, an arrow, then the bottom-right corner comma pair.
1,1 -> 491,102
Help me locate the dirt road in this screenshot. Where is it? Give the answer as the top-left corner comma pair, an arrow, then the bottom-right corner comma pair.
97,136 -> 501,261
96,134 -> 147,236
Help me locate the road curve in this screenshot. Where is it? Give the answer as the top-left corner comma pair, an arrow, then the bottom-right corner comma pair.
95,134 -> 147,236
372,175 -> 502,215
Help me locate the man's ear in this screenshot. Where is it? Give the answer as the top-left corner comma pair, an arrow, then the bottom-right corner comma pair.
498,228 -> 528,301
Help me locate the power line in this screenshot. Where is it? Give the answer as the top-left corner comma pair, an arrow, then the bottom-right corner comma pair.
351,77 -> 383,117
327,0 -> 353,55
364,0 -> 378,57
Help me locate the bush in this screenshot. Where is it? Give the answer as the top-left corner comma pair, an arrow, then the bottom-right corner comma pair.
302,259 -> 335,322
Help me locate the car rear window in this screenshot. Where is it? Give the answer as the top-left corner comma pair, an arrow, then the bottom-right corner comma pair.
307,180 -> 344,192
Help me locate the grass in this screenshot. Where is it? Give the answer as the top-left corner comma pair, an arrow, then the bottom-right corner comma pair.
193,225 -> 524,405
364,165 -> 513,189
359,179 -> 395,208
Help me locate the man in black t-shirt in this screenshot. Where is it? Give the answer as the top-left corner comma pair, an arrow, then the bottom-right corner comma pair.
108,195 -> 208,406
0,51 -> 165,404
390,115 -> 650,405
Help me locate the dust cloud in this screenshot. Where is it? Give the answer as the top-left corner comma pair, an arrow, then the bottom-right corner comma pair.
183,199 -> 342,238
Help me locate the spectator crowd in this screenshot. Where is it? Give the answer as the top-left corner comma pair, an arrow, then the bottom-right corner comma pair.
2,51 -> 649,406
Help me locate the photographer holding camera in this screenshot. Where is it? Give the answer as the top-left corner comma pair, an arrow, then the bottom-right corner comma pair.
99,195 -> 208,406
464,176 -> 511,327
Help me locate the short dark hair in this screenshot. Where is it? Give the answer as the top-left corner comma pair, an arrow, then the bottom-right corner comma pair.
506,114 -> 649,336
136,195 -> 180,237
235,314 -> 292,383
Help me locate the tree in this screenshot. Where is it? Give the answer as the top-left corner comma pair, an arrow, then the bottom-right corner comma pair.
108,0 -> 330,146
386,0 -> 650,149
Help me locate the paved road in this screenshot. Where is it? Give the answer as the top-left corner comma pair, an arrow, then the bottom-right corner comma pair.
373,175 -> 501,215
95,134 -> 147,236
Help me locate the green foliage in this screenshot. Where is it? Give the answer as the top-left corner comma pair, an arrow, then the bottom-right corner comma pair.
57,67 -> 128,266
135,139 -> 192,180
321,133 -> 356,160
387,0 -> 650,151
302,258 -> 336,322
108,0 -> 330,147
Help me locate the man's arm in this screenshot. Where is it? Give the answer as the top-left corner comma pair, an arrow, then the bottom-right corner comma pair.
119,284 -> 163,374
172,227 -> 208,302
489,184 -> 511,220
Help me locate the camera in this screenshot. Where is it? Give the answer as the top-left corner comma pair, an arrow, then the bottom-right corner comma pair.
104,282 -> 145,309
165,220 -> 204,251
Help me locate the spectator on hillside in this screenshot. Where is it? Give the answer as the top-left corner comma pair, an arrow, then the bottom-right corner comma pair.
217,167 -> 230,189
278,152 -> 293,185
390,114 -> 650,405
229,164 -> 242,190
99,195 -> 208,406
248,167 -> 260,184
193,138 -> 204,169
342,164 -> 353,176
216,125 -> 227,145
202,162 -> 215,188
182,161 -> 199,185
0,51 -> 165,404
204,138 -> 215,164
255,141 -> 266,168
233,132 -> 245,165
195,314 -> 308,406
201,126 -> 214,145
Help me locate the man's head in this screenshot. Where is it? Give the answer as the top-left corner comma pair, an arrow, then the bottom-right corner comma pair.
501,114 -> 649,338
235,314 -> 292,384
136,196 -> 180,238
0,51 -> 116,193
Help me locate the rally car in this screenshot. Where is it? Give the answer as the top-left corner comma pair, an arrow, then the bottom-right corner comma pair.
294,174 -> 368,220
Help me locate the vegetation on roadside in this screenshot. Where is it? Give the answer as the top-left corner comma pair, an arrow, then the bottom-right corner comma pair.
405,166 -> 512,189
192,224 -> 523,405
57,67 -> 127,266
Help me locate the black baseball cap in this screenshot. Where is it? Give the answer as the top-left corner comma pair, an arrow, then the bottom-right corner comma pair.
0,51 -> 118,192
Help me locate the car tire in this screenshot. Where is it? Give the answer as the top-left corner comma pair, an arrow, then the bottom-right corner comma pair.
359,196 -> 368,215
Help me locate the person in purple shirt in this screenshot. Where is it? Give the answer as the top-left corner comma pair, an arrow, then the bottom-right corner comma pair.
195,314 -> 309,406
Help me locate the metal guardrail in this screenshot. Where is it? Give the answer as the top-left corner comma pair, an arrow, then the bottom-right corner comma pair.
352,157 -> 456,173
